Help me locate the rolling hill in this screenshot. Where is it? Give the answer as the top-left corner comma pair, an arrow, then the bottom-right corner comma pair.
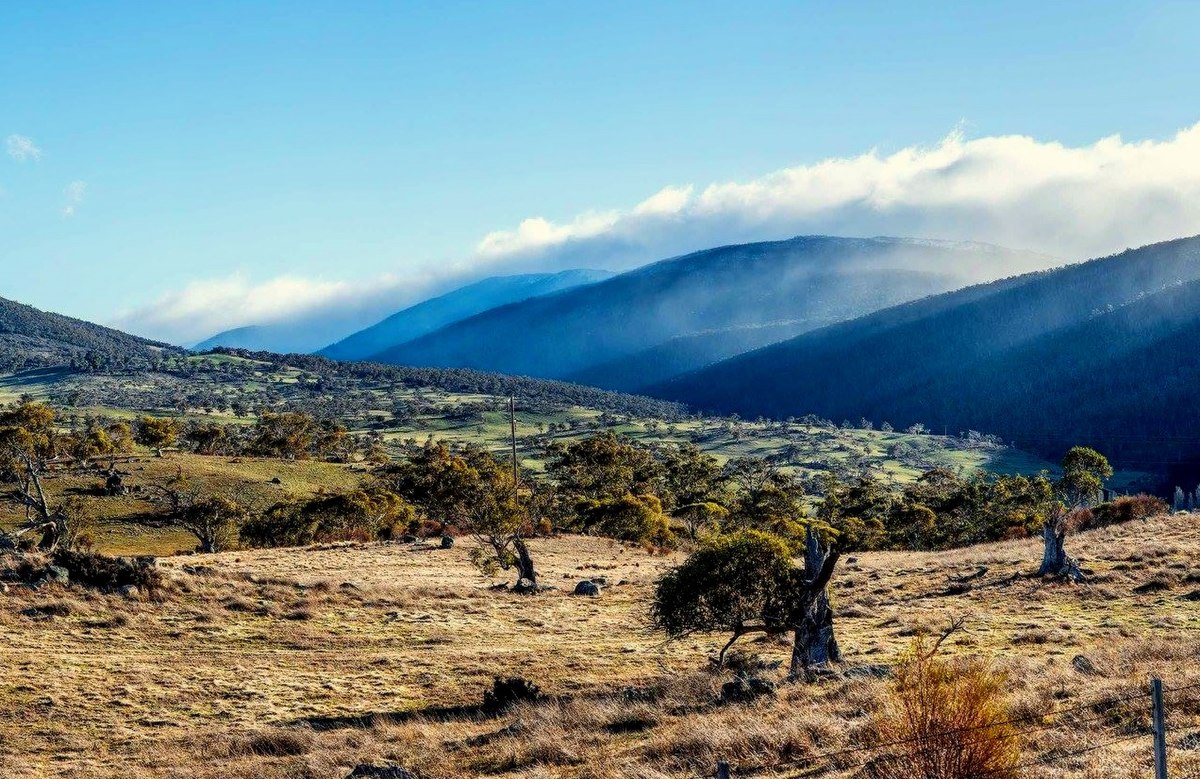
0,295 -> 180,372
652,235 -> 1200,477
320,269 -> 611,361
372,236 -> 1050,383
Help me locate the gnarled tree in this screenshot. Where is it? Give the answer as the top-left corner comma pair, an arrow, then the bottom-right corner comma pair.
652,528 -> 842,677
1039,447 -> 1111,581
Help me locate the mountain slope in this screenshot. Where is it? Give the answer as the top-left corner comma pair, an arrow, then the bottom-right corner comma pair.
564,321 -> 812,392
320,269 -> 611,361
0,296 -> 178,371
652,235 -> 1200,472
373,236 -> 1048,381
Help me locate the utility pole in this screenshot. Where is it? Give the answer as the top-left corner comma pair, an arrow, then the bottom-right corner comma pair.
1151,677 -> 1168,779
509,395 -> 519,495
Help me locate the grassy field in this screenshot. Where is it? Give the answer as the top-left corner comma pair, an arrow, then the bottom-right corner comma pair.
2,514 -> 1198,778
0,453 -> 370,557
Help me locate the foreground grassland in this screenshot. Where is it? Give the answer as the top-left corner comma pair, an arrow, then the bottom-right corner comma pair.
3,516 -> 1198,778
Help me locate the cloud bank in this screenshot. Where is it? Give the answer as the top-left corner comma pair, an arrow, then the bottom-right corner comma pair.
119,122 -> 1200,346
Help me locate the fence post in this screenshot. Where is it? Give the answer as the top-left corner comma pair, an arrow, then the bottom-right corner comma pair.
716,760 -> 731,779
1151,677 -> 1168,779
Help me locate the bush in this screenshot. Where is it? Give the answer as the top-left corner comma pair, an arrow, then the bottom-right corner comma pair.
651,529 -> 793,660
51,549 -> 164,594
1088,494 -> 1169,529
241,488 -> 416,548
481,677 -> 544,713
867,635 -> 1021,779
579,493 -> 674,546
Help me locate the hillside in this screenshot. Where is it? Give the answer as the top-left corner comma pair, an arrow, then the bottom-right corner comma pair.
320,269 -> 612,361
565,321 -> 811,392
0,296 -> 179,372
4,514 -> 1198,778
654,235 -> 1200,478
372,237 -> 1049,382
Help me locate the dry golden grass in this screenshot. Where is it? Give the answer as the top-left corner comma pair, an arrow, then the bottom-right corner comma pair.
3,515 -> 1200,778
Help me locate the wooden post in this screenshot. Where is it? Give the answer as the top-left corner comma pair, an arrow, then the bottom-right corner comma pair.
715,760 -> 730,779
1151,677 -> 1168,779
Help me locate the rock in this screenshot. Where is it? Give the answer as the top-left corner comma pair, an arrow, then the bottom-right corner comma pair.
269,477 -> 282,484
841,664 -> 893,680
345,765 -> 416,779
45,565 -> 70,585
399,534 -> 418,544
512,578 -> 538,594
720,675 -> 776,703
0,582 -> 9,594
590,576 -> 609,586
573,580 -> 602,597
118,585 -> 140,598
440,535 -> 455,549
1072,655 -> 1100,675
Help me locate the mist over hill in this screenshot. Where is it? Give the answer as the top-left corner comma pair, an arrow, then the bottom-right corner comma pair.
320,269 -> 611,361
372,236 -> 1050,383
653,235 -> 1200,477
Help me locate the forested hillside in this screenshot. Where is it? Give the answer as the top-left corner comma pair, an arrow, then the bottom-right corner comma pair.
654,235 -> 1200,478
320,269 -> 611,360
0,296 -> 179,372
373,237 -> 1045,382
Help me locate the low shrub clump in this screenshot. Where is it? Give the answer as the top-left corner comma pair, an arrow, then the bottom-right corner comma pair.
867,632 -> 1022,779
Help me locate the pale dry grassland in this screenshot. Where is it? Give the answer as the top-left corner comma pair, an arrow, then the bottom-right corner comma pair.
3,516 -> 1200,778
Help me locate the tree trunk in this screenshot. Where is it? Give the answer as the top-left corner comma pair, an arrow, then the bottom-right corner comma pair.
1038,519 -> 1083,581
789,530 -> 842,677
512,537 -> 538,592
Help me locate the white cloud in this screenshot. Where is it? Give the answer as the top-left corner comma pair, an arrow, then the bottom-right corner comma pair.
62,180 -> 86,216
5,134 -> 42,161
111,271 -> 449,349
475,122 -> 1200,268
120,122 -> 1200,346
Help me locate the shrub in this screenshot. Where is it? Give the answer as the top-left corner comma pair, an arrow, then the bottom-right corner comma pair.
867,634 -> 1021,779
482,677 -> 544,713
51,550 -> 164,594
1088,494 -> 1169,529
580,493 -> 675,546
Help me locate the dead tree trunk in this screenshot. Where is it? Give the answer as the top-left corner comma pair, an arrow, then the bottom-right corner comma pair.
789,527 -> 842,677
512,537 -> 539,593
1039,511 -> 1084,581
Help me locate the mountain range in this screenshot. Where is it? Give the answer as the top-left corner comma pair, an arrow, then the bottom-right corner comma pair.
369,236 -> 1049,387
652,235 -> 1200,475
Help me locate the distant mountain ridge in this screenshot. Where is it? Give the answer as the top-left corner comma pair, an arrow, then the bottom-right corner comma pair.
652,235 -> 1200,475
320,269 -> 612,361
372,236 -> 1051,383
0,295 -> 178,372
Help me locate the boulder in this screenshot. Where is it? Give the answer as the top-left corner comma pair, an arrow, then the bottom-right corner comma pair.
573,580 -> 602,597
512,578 -> 538,594
440,535 -> 455,549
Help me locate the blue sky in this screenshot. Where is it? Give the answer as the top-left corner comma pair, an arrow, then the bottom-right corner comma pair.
3,1 -> 1200,344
